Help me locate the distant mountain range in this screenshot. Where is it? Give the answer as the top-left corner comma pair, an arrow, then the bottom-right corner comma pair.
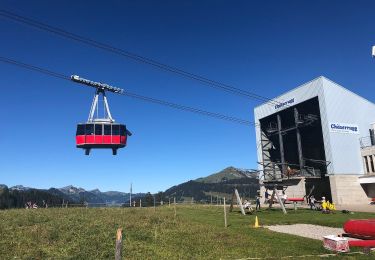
0,184 -> 145,206
0,166 -> 259,208
164,166 -> 259,202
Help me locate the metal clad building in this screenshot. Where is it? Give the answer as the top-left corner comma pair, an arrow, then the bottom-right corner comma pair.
254,76 -> 375,205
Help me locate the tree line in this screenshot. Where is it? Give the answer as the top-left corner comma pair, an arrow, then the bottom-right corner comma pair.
0,186 -> 72,209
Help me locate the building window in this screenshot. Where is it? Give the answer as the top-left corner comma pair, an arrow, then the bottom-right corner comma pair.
364,156 -> 370,173
370,155 -> 375,173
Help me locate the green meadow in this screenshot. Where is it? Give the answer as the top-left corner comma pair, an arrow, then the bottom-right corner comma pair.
0,206 -> 374,259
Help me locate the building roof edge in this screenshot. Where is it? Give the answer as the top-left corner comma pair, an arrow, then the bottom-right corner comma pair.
254,76 -> 324,110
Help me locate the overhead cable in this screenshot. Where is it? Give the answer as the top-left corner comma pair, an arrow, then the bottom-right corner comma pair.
0,56 -> 254,126
0,9 -> 280,105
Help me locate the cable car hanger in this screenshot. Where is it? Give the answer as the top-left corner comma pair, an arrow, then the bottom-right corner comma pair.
71,75 -> 132,156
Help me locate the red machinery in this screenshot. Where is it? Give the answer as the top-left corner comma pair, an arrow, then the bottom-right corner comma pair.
323,219 -> 375,252
343,219 -> 375,240
348,240 -> 375,248
286,198 -> 305,202
72,75 -> 131,155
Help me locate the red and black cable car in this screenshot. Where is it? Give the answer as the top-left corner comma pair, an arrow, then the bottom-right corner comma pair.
71,75 -> 131,155
76,123 -> 130,155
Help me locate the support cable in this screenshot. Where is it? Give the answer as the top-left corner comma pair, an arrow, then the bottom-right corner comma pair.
0,9 -> 281,105
0,56 -> 255,126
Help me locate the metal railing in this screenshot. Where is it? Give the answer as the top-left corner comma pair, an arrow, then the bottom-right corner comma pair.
261,162 -> 323,183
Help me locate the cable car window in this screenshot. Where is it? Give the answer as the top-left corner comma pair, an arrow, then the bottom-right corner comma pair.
95,124 -> 103,135
119,125 -> 125,135
104,124 -> 111,135
112,125 -> 120,135
85,124 -> 94,135
76,125 -> 85,135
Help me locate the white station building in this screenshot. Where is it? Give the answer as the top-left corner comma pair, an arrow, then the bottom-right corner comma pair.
254,76 -> 375,205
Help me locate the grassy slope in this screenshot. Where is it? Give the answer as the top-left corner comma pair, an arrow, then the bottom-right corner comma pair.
0,206 -> 374,259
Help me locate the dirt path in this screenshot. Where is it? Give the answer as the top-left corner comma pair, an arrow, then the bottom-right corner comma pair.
265,224 -> 347,240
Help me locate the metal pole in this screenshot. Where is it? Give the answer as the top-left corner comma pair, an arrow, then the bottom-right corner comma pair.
294,108 -> 304,172
102,91 -> 114,121
277,114 -> 286,176
88,90 -> 99,122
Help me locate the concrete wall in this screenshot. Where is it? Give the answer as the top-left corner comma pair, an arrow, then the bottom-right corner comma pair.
329,175 -> 369,205
285,179 -> 306,198
361,146 -> 375,175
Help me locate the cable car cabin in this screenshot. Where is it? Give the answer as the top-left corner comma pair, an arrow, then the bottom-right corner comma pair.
76,123 -> 129,155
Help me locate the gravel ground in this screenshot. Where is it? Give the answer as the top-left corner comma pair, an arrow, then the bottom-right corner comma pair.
265,224 -> 347,240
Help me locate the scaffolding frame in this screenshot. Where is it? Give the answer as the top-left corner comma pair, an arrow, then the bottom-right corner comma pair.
260,107 -> 330,184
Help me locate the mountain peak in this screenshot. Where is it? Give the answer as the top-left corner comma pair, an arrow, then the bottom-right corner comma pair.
195,166 -> 258,183
60,185 -> 86,194
10,185 -> 31,191
90,188 -> 101,194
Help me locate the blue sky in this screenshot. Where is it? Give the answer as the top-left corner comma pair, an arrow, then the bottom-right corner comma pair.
1,1 -> 374,193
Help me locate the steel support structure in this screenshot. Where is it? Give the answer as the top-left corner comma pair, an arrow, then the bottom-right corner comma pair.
294,108 -> 304,172
88,89 -> 114,123
277,114 -> 286,177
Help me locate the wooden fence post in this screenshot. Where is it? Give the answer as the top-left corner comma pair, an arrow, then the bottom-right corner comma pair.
115,228 -> 122,260
224,197 -> 227,228
174,197 -> 176,218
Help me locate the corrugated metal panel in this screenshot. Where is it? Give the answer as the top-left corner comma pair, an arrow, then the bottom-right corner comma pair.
254,77 -> 323,119
321,78 -> 375,175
